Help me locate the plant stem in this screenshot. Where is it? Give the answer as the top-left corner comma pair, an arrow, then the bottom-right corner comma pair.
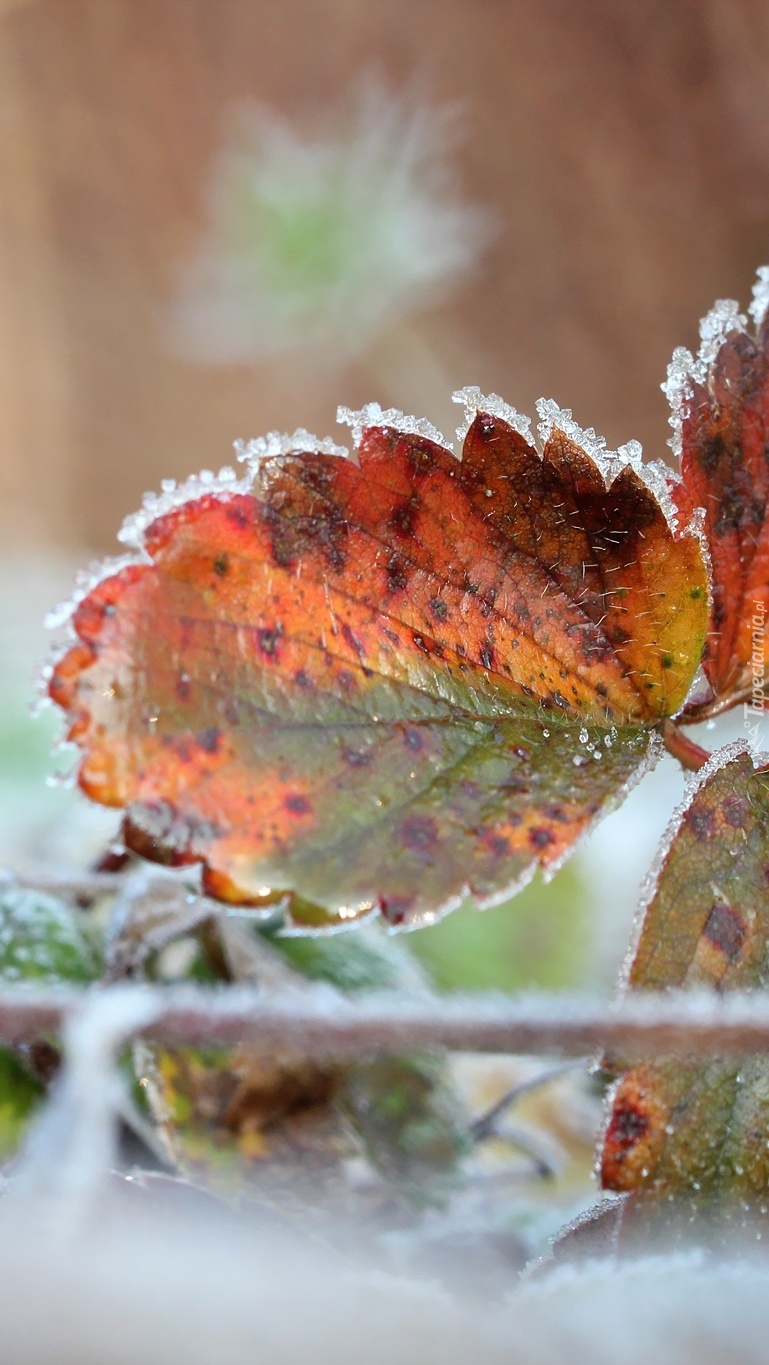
659,719 -> 711,771
1,983 -> 769,1059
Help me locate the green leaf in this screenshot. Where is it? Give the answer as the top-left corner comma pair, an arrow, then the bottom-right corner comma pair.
0,885 -> 99,984
0,1048 -> 44,1161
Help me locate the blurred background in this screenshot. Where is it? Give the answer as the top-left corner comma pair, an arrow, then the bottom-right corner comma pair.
0,0 -> 764,986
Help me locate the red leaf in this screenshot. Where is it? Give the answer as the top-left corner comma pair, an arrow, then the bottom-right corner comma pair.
48,394 -> 707,928
669,273 -> 769,713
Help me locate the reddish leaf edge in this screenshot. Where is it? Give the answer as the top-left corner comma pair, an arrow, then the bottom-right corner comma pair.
665,267 -> 769,722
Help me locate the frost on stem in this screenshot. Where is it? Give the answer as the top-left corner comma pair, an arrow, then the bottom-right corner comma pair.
10,987 -> 161,1230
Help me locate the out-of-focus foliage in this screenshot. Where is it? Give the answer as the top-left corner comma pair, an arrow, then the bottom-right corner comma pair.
171,85 -> 487,363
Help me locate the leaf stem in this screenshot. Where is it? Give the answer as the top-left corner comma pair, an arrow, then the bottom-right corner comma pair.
659,719 -> 711,772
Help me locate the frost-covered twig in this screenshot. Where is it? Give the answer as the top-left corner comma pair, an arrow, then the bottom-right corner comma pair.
1,984 -> 769,1059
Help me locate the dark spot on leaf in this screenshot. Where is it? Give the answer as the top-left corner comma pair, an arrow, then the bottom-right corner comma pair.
379,892 -> 417,926
429,597 -> 448,621
225,505 -> 250,530
213,553 -> 230,577
721,794 -> 749,828
702,901 -> 746,964
542,803 -> 569,823
386,552 -> 408,593
197,727 -> 221,754
399,814 -> 438,859
343,746 -> 373,768
661,653 -> 674,669
285,793 -> 312,816
256,625 -> 282,658
342,622 -> 367,660
223,699 -> 241,726
606,1101 -> 649,1153
686,803 -> 717,839
175,674 -> 191,701
390,495 -> 421,538
480,643 -> 496,671
485,833 -> 510,858
294,669 -> 313,689
403,727 -> 423,752
529,826 -> 555,851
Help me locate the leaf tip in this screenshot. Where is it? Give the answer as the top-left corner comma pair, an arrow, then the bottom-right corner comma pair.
337,403 -> 452,452
451,386 -> 534,447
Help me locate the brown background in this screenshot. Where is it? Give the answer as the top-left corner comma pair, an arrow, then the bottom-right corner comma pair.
1,0 -> 769,551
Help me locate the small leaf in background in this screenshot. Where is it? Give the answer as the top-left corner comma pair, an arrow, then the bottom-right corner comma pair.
139,918 -> 469,1208
171,85 -> 487,364
667,270 -> 769,713
0,1049 -> 43,1162
341,1052 -> 469,1208
600,745 -> 769,1234
48,393 -> 706,929
0,884 -> 99,1162
0,884 -> 99,984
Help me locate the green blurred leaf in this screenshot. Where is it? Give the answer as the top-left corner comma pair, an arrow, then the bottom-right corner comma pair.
408,863 -> 591,992
341,1052 -> 469,1207
0,1048 -> 44,1161
0,885 -> 100,984
265,923 -> 423,994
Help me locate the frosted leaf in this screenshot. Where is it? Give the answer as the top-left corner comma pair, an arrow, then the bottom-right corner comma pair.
0,885 -> 98,984
452,386 -> 534,446
536,397 -> 610,469
44,555 -> 140,632
337,402 -> 452,451
118,468 -> 250,550
235,428 -> 349,475
663,297 -> 747,459
621,740 -> 766,988
536,400 -> 686,536
697,298 -> 747,373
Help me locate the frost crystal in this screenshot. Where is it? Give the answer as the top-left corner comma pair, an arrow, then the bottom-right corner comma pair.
236,428 -> 349,475
536,398 -> 610,469
337,403 -> 451,452
663,295 -> 748,459
11,987 -> 162,1228
750,265 -> 769,327
44,555 -> 140,631
452,386 -> 534,446
118,467 -> 249,551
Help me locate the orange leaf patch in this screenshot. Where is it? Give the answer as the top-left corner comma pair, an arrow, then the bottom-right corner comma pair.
48,393 -> 707,928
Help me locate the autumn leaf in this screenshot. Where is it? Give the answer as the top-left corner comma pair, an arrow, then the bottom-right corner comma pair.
600,745 -> 769,1231
48,392 -> 707,928
667,271 -> 769,715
